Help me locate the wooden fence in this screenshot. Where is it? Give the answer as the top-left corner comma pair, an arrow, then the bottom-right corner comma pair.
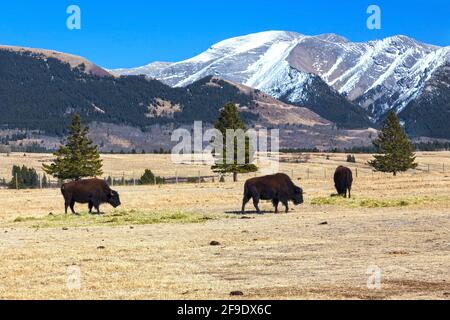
1,162 -> 450,190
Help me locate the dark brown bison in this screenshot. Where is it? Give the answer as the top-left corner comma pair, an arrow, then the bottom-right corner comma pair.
242,173 -> 304,214
61,178 -> 121,214
334,166 -> 353,198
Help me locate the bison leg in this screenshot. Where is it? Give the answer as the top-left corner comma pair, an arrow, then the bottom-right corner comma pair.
88,202 -> 94,214
272,199 -> 279,214
348,187 -> 352,199
241,195 -> 251,214
69,200 -> 77,215
253,197 -> 262,214
283,200 -> 289,213
90,199 -> 101,214
64,195 -> 72,214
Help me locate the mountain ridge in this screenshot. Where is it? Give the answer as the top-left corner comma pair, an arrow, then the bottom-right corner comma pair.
0,47 -> 376,151
113,30 -> 450,138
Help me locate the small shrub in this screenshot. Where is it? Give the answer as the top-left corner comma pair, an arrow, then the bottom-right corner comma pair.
139,169 -> 165,185
346,155 -> 356,163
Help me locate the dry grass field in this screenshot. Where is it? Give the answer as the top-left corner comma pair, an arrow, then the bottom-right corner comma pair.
0,152 -> 449,300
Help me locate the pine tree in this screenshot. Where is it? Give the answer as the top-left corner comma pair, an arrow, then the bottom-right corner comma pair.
42,174 -> 48,188
211,103 -> 258,182
43,114 -> 103,180
140,169 -> 156,185
369,111 -> 417,176
8,165 -> 40,189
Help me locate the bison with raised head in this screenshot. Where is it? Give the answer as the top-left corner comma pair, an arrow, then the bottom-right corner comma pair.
242,173 -> 304,214
334,166 -> 353,198
61,178 -> 121,214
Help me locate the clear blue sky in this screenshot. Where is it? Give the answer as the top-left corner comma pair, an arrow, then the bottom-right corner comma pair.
0,0 -> 448,69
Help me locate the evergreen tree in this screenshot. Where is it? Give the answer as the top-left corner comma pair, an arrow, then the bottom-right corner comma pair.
8,165 -> 23,189
211,103 -> 258,182
369,112 -> 417,176
8,165 -> 39,189
42,174 -> 48,188
346,155 -> 356,163
139,169 -> 165,185
43,114 -> 103,180
140,169 -> 156,185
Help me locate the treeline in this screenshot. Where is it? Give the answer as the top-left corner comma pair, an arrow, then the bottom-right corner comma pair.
4,165 -> 49,189
281,141 -> 450,154
1,165 -> 167,189
0,50 -> 255,136
105,169 -> 166,186
0,133 -> 28,144
107,148 -> 171,155
413,141 -> 450,151
4,142 -> 52,153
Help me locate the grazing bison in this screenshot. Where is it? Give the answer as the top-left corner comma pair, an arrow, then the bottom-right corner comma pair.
61,178 -> 121,214
242,173 -> 304,214
334,166 -> 353,198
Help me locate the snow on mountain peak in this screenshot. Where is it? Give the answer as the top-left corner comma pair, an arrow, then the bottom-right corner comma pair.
183,30 -> 302,64
113,31 -> 448,123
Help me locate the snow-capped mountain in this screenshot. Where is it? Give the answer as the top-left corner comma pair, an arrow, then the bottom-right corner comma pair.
114,31 -> 450,137
114,31 -> 308,89
113,31 -> 372,129
116,31 -> 307,89
0,47 -> 376,151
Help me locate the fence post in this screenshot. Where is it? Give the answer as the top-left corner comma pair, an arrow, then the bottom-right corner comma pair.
39,174 -> 42,189
324,168 -> 327,179
356,168 -> 358,178
15,172 -> 18,190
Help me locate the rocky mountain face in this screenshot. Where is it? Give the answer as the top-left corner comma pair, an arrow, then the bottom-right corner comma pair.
0,48 -> 374,151
114,31 -> 450,138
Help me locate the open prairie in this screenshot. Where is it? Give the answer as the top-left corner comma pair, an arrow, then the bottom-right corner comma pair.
0,152 -> 449,299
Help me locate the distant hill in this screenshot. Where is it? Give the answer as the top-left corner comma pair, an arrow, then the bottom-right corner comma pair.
0,47 -> 376,151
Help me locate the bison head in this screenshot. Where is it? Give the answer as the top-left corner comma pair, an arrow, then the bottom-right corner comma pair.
292,186 -> 304,205
107,190 -> 121,208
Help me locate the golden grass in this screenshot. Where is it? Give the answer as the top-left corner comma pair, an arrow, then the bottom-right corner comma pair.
310,195 -> 447,208
0,152 -> 449,300
1,151 -> 450,181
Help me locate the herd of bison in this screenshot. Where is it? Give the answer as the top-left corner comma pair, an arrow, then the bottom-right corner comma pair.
61,166 -> 353,215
